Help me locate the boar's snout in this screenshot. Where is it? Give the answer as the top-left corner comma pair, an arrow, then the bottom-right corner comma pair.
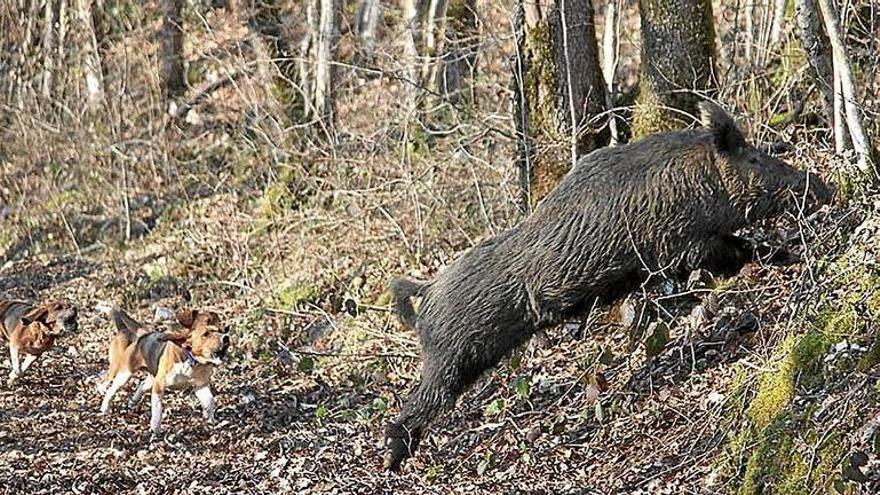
789,169 -> 835,213
735,144 -> 833,218
802,171 -> 834,209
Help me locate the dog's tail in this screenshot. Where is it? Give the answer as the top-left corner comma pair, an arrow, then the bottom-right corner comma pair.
390,278 -> 426,330
95,302 -> 144,338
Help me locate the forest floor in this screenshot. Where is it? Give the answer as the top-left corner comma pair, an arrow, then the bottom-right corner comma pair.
1,198 -> 879,495
2,2 -> 880,493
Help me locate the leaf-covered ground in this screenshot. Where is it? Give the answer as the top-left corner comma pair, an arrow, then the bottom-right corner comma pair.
2,201 -> 879,494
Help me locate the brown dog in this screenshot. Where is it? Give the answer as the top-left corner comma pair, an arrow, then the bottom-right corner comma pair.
97,305 -> 230,436
0,299 -> 78,383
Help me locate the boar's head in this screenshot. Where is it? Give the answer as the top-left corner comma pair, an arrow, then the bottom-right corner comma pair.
700,101 -> 833,223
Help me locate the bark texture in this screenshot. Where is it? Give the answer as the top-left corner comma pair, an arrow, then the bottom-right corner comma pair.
354,0 -> 381,62
632,0 -> 716,136
76,0 -> 106,111
794,0 -> 834,120
513,0 -> 608,207
816,0 -> 874,174
313,0 -> 341,125
159,0 -> 185,99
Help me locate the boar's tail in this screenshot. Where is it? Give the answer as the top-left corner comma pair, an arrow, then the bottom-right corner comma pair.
390,278 -> 425,330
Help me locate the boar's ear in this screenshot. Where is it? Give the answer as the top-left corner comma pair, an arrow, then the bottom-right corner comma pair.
698,101 -> 746,154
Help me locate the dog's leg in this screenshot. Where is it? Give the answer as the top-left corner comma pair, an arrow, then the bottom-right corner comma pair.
194,385 -> 216,422
19,354 -> 37,374
7,346 -> 21,383
150,383 -> 165,437
100,370 -> 131,414
128,376 -> 153,409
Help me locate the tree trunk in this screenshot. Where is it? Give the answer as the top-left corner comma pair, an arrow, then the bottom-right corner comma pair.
769,0 -> 787,45
313,0 -> 340,126
513,0 -> 608,206
56,0 -> 68,99
247,0 -> 300,118
402,0 -> 429,112
354,0 -> 381,63
298,0 -> 318,118
632,0 -> 716,136
602,0 -> 620,145
159,0 -> 185,100
76,0 -> 106,111
816,0 -> 874,175
41,0 -> 55,101
435,0 -> 477,103
794,0 -> 834,121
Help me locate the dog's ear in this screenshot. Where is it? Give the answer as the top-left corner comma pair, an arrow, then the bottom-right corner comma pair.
161,329 -> 192,346
176,309 -> 197,329
21,307 -> 49,326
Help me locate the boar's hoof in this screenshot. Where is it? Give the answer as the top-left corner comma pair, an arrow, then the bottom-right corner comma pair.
384,423 -> 421,472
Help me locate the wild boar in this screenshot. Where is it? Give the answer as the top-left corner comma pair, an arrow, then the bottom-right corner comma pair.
385,101 -> 832,471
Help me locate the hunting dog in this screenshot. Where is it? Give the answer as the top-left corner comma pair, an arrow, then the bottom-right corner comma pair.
0,299 -> 78,383
96,304 -> 230,436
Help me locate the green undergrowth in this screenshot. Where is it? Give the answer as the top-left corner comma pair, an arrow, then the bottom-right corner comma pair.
722,219 -> 880,494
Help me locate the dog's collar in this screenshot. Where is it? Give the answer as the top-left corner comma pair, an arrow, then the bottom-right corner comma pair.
183,348 -> 198,366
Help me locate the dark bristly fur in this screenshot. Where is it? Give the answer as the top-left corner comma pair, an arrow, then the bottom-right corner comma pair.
384,102 -> 833,471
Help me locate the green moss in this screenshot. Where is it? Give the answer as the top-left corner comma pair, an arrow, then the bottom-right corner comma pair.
372,290 -> 392,307
276,280 -> 319,308
858,334 -> 880,372
747,332 -> 832,430
523,23 -> 556,140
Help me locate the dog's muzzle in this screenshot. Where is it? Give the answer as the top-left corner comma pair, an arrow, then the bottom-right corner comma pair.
214,334 -> 231,361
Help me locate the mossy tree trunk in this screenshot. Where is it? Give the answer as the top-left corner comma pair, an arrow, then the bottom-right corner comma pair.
246,0 -> 304,121
632,0 -> 716,137
513,0 -> 608,209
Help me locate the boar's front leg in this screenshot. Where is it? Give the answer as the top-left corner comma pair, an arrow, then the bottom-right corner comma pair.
699,234 -> 754,276
385,354 -> 473,471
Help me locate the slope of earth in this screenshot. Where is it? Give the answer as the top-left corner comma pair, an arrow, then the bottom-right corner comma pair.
1,195 -> 879,494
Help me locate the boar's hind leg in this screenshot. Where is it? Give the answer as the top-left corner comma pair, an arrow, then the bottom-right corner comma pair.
385,360 -> 468,471
699,234 -> 754,276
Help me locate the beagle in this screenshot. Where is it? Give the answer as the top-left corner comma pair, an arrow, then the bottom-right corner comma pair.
97,305 -> 230,436
0,299 -> 78,383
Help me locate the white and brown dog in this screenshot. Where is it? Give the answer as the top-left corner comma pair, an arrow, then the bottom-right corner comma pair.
97,305 -> 230,436
0,299 -> 78,383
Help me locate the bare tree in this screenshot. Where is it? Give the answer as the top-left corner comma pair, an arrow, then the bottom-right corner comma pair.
76,0 -> 106,111
159,0 -> 185,100
402,0 -> 429,111
246,0 -> 301,119
513,0 -> 608,207
354,0 -> 381,63
313,0 -> 341,125
632,0 -> 716,136
795,0 -> 834,120
41,0 -> 55,100
602,0 -> 620,145
815,0 -> 874,174
434,0 -> 478,103
769,0 -> 787,45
